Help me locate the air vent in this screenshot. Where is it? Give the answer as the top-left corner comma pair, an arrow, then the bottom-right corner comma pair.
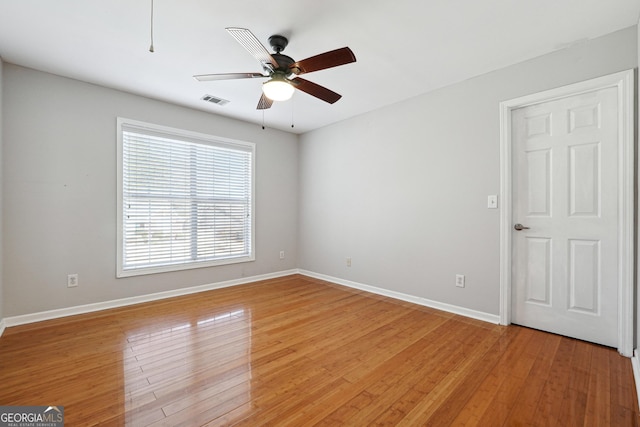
201,94 -> 230,106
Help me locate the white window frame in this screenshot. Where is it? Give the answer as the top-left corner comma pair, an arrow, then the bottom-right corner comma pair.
116,117 -> 255,277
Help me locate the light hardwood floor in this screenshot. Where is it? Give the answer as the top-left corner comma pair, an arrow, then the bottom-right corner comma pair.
0,274 -> 638,426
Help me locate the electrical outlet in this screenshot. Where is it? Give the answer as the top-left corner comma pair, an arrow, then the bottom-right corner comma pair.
346,257 -> 352,267
279,251 -> 285,259
67,273 -> 78,288
455,274 -> 465,288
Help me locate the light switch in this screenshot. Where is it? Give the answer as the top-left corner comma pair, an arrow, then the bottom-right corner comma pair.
488,195 -> 498,209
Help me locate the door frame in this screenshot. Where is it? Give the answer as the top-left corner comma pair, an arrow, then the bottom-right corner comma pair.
498,70 -> 635,357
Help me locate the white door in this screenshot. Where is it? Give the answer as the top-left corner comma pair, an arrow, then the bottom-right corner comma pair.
511,86 -> 618,347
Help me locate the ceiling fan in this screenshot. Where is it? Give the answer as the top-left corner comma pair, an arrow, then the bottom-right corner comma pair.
194,28 -> 356,110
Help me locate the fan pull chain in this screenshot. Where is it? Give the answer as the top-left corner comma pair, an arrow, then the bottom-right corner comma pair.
291,94 -> 295,128
149,0 -> 155,52
262,110 -> 265,130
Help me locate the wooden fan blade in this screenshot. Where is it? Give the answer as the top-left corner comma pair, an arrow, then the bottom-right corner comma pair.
226,27 -> 278,70
289,47 -> 356,75
257,93 -> 273,110
290,77 -> 342,104
193,72 -> 266,81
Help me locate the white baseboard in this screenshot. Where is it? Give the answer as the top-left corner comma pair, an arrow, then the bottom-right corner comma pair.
2,268 -> 499,331
632,350 -> 640,409
3,269 -> 298,328
298,270 -> 500,324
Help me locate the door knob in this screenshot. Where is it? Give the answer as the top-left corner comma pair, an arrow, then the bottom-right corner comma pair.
514,223 -> 530,231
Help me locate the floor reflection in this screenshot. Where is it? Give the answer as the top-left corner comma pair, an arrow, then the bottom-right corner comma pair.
123,307 -> 252,425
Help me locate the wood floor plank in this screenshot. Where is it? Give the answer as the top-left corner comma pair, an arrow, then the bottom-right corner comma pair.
501,331 -> 562,426
316,320 -> 482,425
0,274 -> 637,426
584,343 -> 613,426
358,322 -> 501,426
413,326 -> 530,426
555,339 -> 593,427
610,349 -> 640,426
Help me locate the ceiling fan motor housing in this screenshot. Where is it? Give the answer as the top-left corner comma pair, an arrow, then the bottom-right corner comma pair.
268,35 -> 297,74
272,53 -> 295,72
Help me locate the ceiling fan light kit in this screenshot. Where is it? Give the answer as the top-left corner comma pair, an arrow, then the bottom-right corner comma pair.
194,27 -> 356,109
262,74 -> 295,101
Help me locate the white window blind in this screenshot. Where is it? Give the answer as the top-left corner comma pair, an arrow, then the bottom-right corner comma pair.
117,119 -> 254,277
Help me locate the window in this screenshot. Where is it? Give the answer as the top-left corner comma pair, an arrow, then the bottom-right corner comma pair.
117,118 -> 255,277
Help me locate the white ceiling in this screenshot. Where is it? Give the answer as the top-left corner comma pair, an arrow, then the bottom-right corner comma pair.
0,1 -> 638,134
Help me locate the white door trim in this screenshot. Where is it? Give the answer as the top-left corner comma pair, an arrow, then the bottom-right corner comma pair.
499,70 -> 634,357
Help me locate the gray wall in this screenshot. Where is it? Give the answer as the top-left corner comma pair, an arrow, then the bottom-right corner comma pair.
298,26 -> 638,317
2,64 -> 298,317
